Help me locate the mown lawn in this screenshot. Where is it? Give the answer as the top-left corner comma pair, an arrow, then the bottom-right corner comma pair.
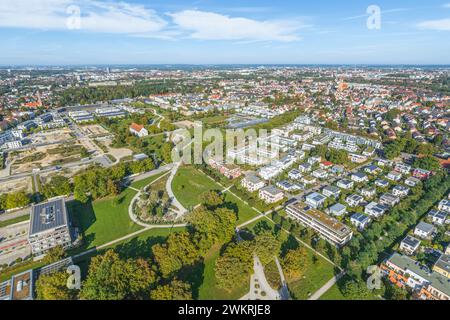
223,192 -> 260,225
68,172 -> 167,249
172,166 -> 222,208
287,248 -> 337,300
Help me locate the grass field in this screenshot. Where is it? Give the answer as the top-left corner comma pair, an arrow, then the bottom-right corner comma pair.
0,214 -> 30,228
172,166 -> 222,208
287,248 -> 337,300
74,226 -> 186,279
319,276 -> 381,300
223,192 -> 260,225
68,172 -> 167,250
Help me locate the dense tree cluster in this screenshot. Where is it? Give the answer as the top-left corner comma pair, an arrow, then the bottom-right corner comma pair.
214,231 -> 281,291
340,172 -> 450,284
383,137 -> 437,159
0,191 -> 31,211
41,176 -> 72,199
73,160 -> 155,203
281,247 -> 309,281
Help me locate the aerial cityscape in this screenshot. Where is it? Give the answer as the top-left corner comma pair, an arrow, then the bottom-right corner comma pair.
0,0 -> 449,306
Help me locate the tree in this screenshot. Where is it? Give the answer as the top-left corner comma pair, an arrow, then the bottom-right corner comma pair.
150,280 -> 192,300
188,206 -> 236,249
413,156 -> 441,171
80,250 -> 157,300
41,176 -> 73,199
253,231 -> 281,266
152,232 -> 201,278
215,241 -> 254,291
5,191 -> 30,209
342,280 -> 372,300
42,246 -> 66,264
281,247 -> 309,281
327,149 -> 348,165
200,191 -> 224,209
35,271 -> 77,300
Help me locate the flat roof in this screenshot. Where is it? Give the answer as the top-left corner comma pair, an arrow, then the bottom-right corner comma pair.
29,198 -> 68,235
288,202 -> 352,238
387,253 -> 450,296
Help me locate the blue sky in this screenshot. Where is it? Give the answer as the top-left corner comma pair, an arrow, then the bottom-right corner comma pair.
0,0 -> 449,65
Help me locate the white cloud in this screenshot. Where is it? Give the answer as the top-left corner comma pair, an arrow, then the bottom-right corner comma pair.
417,18 -> 450,31
168,10 -> 303,42
0,0 -> 167,35
444,3 -> 450,8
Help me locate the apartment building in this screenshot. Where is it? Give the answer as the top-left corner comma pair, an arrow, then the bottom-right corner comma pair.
258,186 -> 284,204
286,202 -> 353,246
381,253 -> 450,300
399,235 -> 421,255
241,174 -> 266,192
433,254 -> 450,279
28,198 -> 73,256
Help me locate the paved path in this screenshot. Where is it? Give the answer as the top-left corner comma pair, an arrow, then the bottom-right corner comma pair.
308,270 -> 345,300
166,162 -> 188,217
71,222 -> 188,261
243,255 -> 281,300
275,257 -> 291,300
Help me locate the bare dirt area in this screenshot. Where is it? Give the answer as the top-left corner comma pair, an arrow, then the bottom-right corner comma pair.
173,120 -> 197,129
0,177 -> 32,194
11,143 -> 85,174
79,124 -> 111,137
103,138 -> 133,161
30,128 -> 74,145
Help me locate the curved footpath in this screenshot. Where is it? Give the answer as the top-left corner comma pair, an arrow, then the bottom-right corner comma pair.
165,162 -> 188,217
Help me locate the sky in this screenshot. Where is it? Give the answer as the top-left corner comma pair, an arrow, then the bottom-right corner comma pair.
0,0 -> 450,65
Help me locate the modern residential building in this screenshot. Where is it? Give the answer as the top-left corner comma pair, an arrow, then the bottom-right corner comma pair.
414,221 -> 436,240
392,185 -> 410,198
375,179 -> 390,188
351,172 -> 368,183
399,235 -> 421,255
365,202 -> 388,218
322,185 -> 341,199
259,186 -> 284,204
350,213 -> 371,230
379,193 -> 400,207
241,174 -> 266,192
381,253 -> 450,300
438,200 -> 450,213
28,198 -> 73,256
405,176 -> 421,187
327,203 -> 347,216
286,202 -> 353,246
305,192 -> 327,209
360,187 -> 376,198
433,254 -> 450,279
387,171 -> 402,182
288,169 -> 302,180
337,179 -> 354,190
427,210 -> 448,226
346,194 -> 364,207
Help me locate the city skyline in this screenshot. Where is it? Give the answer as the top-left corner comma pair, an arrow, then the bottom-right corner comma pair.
1,0 -> 450,65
